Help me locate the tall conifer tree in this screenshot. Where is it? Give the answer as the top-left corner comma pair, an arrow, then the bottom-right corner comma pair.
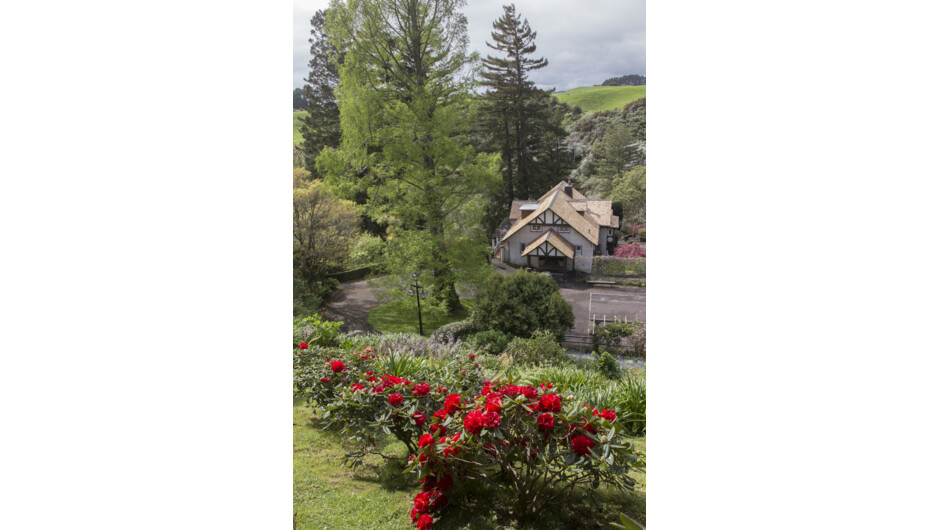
298,9 -> 341,173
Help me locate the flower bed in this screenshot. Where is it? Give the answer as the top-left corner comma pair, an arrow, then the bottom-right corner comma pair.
295,342 -> 645,528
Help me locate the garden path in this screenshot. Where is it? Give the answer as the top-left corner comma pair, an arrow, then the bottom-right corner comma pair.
321,279 -> 381,333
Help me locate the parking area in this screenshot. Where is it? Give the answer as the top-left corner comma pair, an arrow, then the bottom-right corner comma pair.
558,284 -> 646,335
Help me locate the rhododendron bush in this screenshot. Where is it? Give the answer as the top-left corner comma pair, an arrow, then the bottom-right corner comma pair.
295,342 -> 645,528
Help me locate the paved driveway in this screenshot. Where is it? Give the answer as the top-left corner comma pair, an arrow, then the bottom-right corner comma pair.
321,279 -> 381,333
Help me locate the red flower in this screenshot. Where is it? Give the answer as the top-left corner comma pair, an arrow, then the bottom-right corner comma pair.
410,508 -> 420,522
298,342 -> 308,349
365,371 -> 373,376
539,382 -> 553,391
320,377 -> 330,383
412,411 -> 426,427
435,386 -> 448,394
365,348 -> 372,353
469,353 -> 475,360
482,411 -> 501,429
388,392 -> 404,406
443,394 -> 462,415
463,410 -> 485,434
539,393 -> 562,413
372,385 -> 385,393
521,386 -> 538,399
330,360 -> 345,373
599,409 -> 617,422
418,433 -> 435,448
413,491 -> 431,512
571,435 -> 595,456
537,412 -> 555,432
350,383 -> 364,392
416,513 -> 433,530
412,382 -> 431,396
484,394 -> 502,414
582,421 -> 597,435
432,409 -> 448,421
430,424 -> 447,437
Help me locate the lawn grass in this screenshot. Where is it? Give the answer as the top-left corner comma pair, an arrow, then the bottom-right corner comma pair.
554,85 -> 646,113
293,111 -> 308,146
367,299 -> 474,336
294,402 -> 646,529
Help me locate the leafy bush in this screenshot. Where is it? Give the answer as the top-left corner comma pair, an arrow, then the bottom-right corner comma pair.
293,314 -> 342,348
470,270 -> 574,342
613,244 -> 646,258
503,330 -> 571,366
468,330 -> 510,354
344,233 -> 386,269
429,319 -> 476,344
594,350 -> 622,379
592,321 -> 640,353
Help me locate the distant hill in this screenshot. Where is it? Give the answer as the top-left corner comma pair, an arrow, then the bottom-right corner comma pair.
293,111 -> 308,146
553,85 -> 646,113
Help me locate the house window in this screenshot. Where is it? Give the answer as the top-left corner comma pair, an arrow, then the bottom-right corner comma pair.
530,224 -> 542,232
557,227 -> 570,233
520,243 -> 525,255
608,229 -> 613,236
575,245 -> 582,256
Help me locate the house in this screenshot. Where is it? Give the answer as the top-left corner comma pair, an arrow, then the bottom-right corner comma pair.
492,181 -> 619,273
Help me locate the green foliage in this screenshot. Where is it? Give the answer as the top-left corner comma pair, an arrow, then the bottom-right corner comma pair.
470,270 -> 574,341
468,329 -> 511,354
592,321 -> 640,352
609,165 -> 646,225
593,257 -> 647,277
298,9 -> 341,172
292,110 -> 308,146
293,314 -> 343,348
554,85 -> 646,113
293,179 -> 360,286
319,0 -> 500,314
428,318 -> 477,344
594,350 -> 622,379
344,233 -> 386,269
602,74 -> 646,87
503,329 -> 571,366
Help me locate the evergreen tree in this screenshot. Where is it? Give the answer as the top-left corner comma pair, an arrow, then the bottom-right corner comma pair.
318,0 -> 500,314
479,4 -> 548,202
298,9 -> 341,173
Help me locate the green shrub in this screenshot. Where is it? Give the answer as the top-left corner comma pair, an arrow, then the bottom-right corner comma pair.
592,321 -> 643,353
470,270 -> 574,342
293,314 -> 343,348
293,277 -> 340,316
344,233 -> 386,269
504,330 -> 571,366
469,329 -> 510,354
594,350 -> 622,379
429,319 -> 477,344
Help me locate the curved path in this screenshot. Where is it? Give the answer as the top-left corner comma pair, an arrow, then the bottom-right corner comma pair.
321,279 -> 382,333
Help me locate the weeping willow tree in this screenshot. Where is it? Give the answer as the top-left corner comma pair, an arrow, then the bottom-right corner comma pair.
317,0 -> 499,313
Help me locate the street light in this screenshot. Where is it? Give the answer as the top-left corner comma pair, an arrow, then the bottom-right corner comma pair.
408,272 -> 427,336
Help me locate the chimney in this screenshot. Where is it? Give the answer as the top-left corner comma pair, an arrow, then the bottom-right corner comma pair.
564,184 -> 573,197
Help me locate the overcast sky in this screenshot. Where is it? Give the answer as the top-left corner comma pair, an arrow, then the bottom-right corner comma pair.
294,0 -> 645,92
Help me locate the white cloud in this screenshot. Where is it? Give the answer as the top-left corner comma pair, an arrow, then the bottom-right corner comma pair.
294,0 -> 645,91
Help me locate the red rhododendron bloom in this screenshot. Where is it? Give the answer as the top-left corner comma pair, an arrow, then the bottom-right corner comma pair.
388,392 -> 404,406
429,424 -> 447,437
350,383 -> 364,392
412,382 -> 431,396
443,394 -> 462,415
571,435 -> 595,456
435,386 -> 448,394
537,412 -> 555,431
367,376 -> 379,382
330,360 -> 345,373
484,394 -> 502,414
582,422 -> 597,435
521,386 -> 538,399
416,513 -> 434,530
469,353 -> 475,360
599,409 -> 617,422
539,382 -> 553,391
320,377 -> 330,383
372,385 -> 385,393
365,371 -> 373,376
463,410 -> 485,434
432,409 -> 448,421
413,491 -> 431,512
482,411 -> 501,429
365,348 -> 372,353
418,433 -> 435,448
539,393 -> 561,413
298,342 -> 308,349
412,411 -> 426,427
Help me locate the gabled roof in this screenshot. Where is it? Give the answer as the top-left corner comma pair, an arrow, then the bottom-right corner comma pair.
501,181 -> 605,245
521,230 -> 575,259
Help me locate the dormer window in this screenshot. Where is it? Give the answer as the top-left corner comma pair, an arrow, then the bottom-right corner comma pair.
530,224 -> 542,232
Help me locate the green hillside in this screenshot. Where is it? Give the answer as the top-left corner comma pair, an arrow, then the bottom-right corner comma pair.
293,111 -> 308,145
554,85 -> 646,113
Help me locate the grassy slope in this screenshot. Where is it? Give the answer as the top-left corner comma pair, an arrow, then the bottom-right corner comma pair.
368,300 -> 474,336
554,85 -> 646,113
293,111 -> 308,146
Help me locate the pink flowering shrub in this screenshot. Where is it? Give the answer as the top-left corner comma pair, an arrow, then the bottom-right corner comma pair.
613,244 -> 646,258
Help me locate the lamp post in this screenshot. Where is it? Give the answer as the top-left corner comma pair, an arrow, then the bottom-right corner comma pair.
408,272 -> 427,336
